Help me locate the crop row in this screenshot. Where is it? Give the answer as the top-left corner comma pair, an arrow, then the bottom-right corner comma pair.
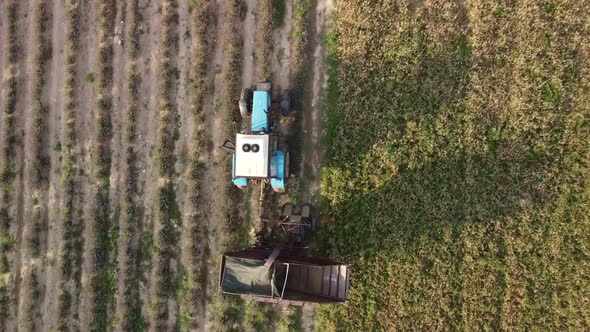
175,1 -> 210,330
153,0 -> 181,330
284,0 -> 313,192
256,0 -> 273,81
57,1 -> 84,329
0,1 -> 19,329
25,267 -> 41,331
87,0 -> 117,330
291,0 -> 313,80
118,0 -> 145,330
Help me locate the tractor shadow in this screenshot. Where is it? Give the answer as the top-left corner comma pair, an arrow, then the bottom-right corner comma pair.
317,143 -> 557,255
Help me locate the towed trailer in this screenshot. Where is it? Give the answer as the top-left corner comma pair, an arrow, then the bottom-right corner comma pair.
219,248 -> 350,305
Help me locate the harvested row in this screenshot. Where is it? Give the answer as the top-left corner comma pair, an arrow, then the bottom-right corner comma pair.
283,2 -> 315,330
86,0 -> 117,330
213,1 -> 247,329
22,1 -> 52,329
57,1 -> 84,329
177,1 -> 209,329
152,0 -> 181,329
116,0 -> 145,330
220,1 -> 244,249
0,1 -> 19,329
291,0 -> 316,188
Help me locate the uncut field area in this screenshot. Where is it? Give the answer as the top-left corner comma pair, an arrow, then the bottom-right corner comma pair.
318,0 -> 589,331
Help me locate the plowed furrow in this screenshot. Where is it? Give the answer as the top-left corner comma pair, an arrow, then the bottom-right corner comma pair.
150,0 -> 182,329
19,1 -> 53,330
43,0 -> 67,327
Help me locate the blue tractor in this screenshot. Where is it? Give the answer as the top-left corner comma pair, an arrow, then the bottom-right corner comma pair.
223,82 -> 290,192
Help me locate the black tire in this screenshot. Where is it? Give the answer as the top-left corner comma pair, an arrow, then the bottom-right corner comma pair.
284,152 -> 290,178
281,89 -> 290,117
283,204 -> 293,217
242,143 -> 251,152
251,144 -> 260,153
239,88 -> 252,118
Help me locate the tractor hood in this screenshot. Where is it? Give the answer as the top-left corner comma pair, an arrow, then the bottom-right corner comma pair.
251,91 -> 271,132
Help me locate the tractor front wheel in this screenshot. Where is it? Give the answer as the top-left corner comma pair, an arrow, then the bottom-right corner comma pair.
280,89 -> 290,117
284,152 -> 290,178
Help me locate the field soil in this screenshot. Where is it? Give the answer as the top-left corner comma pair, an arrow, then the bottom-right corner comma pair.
42,0 -> 67,327
0,0 -> 331,330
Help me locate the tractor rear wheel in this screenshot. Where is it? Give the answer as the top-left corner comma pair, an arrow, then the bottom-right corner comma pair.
239,88 -> 252,118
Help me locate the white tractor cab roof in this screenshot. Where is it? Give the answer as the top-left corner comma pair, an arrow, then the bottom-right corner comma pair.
234,133 -> 271,178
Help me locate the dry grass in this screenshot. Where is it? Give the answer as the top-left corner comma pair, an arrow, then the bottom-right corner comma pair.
317,0 -> 590,330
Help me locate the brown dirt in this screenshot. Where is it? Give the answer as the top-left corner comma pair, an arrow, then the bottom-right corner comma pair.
301,0 -> 332,205
177,0 -> 195,268
111,0 -> 131,325
300,0 -> 333,330
41,0 -> 67,328
241,0 -> 259,90
9,0 -> 34,329
76,0 -> 99,328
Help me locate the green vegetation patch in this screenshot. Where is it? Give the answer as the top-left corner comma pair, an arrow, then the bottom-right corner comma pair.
317,1 -> 590,331
272,0 -> 286,29
0,1 -> 19,328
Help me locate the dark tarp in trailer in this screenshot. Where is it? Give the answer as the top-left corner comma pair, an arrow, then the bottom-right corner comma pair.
221,256 -> 287,298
